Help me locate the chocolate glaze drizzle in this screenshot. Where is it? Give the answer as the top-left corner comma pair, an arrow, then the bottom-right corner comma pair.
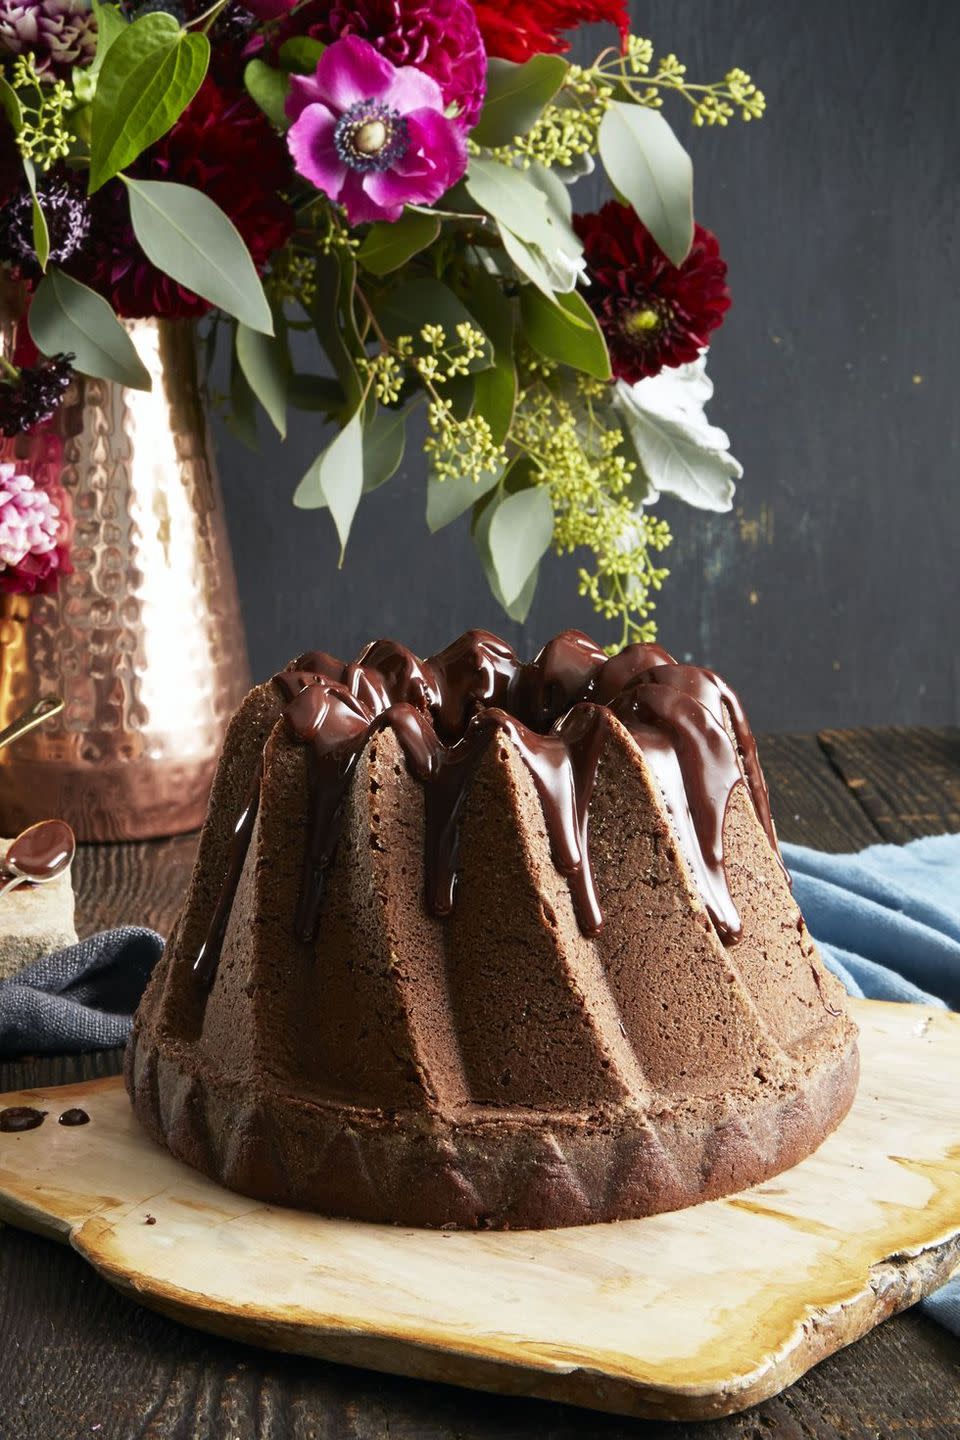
193,630 -> 785,985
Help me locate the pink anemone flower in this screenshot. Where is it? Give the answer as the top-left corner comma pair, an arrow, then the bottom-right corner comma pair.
285,35 -> 467,225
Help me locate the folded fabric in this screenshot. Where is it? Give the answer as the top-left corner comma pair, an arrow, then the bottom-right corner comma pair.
0,927 -> 164,1057
783,833 -> 960,1337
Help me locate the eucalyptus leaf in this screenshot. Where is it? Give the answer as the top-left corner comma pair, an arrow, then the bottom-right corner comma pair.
357,210 -> 441,276
89,13 -> 209,192
473,354 -> 516,445
228,336 -> 259,451
22,158 -> 50,273
472,486 -> 541,621
124,176 -> 273,333
244,58 -> 289,129
498,225 -> 559,300
598,102 -> 693,266
520,287 -> 610,380
311,250 -> 363,410
426,464 -> 500,532
487,484 -> 553,606
236,321 -> 288,437
293,409 -> 364,562
470,54 -> 568,147
375,279 -> 492,371
362,405 -> 407,493
28,267 -> 151,389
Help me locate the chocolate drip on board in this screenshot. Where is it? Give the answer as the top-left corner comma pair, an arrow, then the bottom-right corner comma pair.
191,628 -> 786,983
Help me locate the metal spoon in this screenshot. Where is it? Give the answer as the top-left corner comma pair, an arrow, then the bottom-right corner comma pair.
0,820 -> 76,900
0,696 -> 64,751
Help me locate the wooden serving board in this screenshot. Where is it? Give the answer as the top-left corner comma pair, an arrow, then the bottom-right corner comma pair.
0,998 -> 958,1423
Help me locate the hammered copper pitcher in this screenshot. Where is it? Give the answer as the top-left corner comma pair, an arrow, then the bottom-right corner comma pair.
0,317 -> 250,840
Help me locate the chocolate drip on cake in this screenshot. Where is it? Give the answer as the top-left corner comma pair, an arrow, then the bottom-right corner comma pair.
192,629 -> 786,983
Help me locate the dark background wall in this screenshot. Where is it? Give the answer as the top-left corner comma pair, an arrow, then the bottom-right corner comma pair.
211,0 -> 959,734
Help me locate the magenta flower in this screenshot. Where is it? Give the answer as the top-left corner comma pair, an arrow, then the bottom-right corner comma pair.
285,36 -> 467,225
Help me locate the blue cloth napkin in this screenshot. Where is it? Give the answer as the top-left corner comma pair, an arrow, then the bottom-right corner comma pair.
783,834 -> 960,1336
0,927 -> 164,1057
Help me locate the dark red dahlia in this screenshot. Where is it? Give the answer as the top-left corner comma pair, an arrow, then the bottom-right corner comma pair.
68,79 -> 294,321
283,0 -> 486,128
574,202 -> 731,383
469,0 -> 627,63
0,353 -> 74,436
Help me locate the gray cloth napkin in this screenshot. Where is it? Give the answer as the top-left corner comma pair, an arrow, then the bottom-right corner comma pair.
0,927 -> 164,1057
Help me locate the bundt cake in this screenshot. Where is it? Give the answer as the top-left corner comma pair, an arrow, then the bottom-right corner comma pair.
126,630 -> 858,1229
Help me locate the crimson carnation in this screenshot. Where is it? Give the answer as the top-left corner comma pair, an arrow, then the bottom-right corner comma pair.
574,202 -> 731,384
69,80 -> 294,321
470,0 -> 626,63
284,0 -> 486,129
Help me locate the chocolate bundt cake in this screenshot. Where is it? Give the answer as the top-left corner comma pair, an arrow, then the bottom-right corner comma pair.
126,630 -> 858,1229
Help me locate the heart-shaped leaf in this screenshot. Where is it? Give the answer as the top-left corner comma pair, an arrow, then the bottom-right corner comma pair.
28,267 -> 152,390
124,177 -> 273,333
598,103 -> 693,266
89,13 -> 209,192
244,58 -> 289,129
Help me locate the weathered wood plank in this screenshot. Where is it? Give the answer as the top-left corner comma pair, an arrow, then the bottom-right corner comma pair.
819,726 -> 960,842
760,733 -> 882,852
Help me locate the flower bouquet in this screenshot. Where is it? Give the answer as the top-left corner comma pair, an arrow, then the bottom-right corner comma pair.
0,0 -> 762,642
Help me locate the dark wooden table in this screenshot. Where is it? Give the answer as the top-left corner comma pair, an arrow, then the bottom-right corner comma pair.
2,726 -> 959,1440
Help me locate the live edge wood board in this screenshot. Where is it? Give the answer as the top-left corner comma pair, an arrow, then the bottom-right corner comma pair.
0,998 -> 958,1423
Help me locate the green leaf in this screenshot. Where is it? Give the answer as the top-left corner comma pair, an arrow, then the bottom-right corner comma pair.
473,355 -> 516,444
459,268 -> 516,444
487,484 -> 553,606
472,485 -> 541,621
244,58 -> 289,129
498,225 -> 559,301
311,250 -> 363,411
362,405 -> 407,493
466,156 -> 580,259
28,268 -> 152,390
470,55 -> 568,147
228,334 -> 259,451
357,210 -> 441,276
375,278 -> 492,371
90,0 -> 128,76
279,37 -> 325,72
236,321 -> 288,438
0,75 -> 23,131
598,102 -> 693,266
288,373 -> 345,413
294,411 -> 364,562
520,287 -> 610,380
426,464 -> 500,532
124,176 -> 273,333
22,158 -> 50,273
89,13 -> 209,193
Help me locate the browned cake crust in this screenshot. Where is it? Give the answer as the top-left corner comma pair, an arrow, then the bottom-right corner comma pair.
126,635 -> 858,1229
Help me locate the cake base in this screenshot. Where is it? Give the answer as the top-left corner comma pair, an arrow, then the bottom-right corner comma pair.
124,1025 -> 859,1228
0,1000 -> 957,1421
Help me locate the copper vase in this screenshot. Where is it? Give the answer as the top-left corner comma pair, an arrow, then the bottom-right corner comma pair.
0,317 -> 250,841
